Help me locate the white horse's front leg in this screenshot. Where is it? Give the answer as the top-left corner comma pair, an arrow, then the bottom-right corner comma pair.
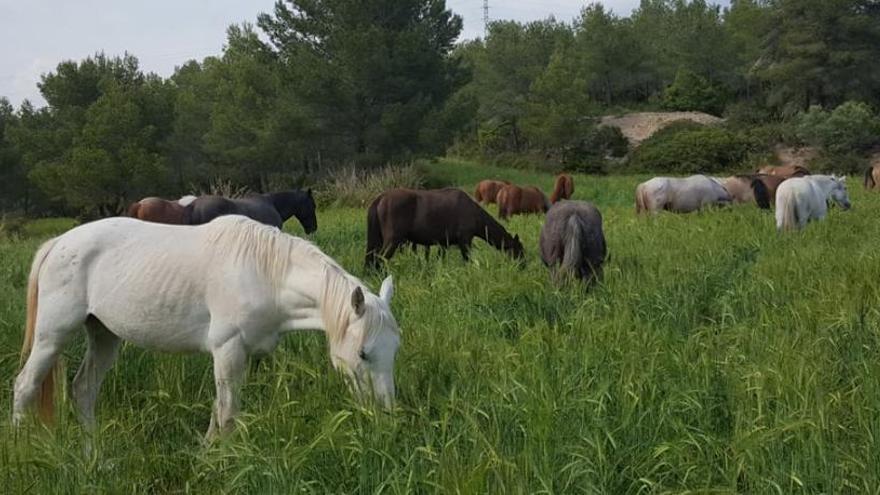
206,335 -> 247,441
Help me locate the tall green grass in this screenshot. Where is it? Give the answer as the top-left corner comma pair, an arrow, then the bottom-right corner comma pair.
1,160 -> 878,492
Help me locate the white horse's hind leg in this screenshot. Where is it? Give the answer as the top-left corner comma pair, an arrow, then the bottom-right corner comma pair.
13,297 -> 87,424
71,317 -> 121,430
206,335 -> 248,440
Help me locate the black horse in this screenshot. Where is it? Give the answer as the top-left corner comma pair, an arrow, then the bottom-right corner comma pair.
189,189 -> 318,233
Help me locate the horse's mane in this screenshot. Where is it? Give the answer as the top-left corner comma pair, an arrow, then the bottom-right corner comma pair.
203,215 -> 390,347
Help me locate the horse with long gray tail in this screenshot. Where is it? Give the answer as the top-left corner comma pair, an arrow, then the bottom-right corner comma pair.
13,215 -> 399,439
539,200 -> 606,284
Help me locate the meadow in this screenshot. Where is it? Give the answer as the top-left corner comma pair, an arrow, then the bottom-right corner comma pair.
1,160 -> 879,493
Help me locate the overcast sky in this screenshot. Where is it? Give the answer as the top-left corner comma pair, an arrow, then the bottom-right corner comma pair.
0,0 -> 729,107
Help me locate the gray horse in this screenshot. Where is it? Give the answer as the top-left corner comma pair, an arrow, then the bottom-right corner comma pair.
539,200 -> 607,284
635,175 -> 731,214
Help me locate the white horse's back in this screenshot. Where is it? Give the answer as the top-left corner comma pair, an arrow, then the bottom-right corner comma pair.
637,175 -> 729,213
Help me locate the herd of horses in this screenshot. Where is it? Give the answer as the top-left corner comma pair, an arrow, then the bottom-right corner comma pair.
10,163 -> 861,439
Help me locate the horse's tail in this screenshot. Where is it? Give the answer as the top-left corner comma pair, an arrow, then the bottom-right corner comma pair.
864,166 -> 875,189
751,178 -> 771,209
21,237 -> 60,424
474,184 -> 483,203
497,187 -> 508,220
565,176 -> 574,199
365,195 -> 383,268
776,189 -> 797,231
561,215 -> 583,278
125,201 -> 141,218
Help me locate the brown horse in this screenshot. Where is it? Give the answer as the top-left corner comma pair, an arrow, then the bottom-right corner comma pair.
756,164 -> 811,178
549,173 -> 575,203
126,195 -> 196,224
474,180 -> 511,205
864,164 -> 880,190
365,188 -> 524,268
750,174 -> 789,209
497,184 -> 550,220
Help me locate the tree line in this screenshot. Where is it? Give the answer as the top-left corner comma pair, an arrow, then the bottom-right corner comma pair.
1,0 -> 879,216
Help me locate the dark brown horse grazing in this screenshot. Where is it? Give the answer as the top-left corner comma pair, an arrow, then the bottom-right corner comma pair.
750,174 -> 789,209
365,188 -> 524,268
188,190 -> 317,232
756,164 -> 811,178
549,174 -> 575,203
540,200 -> 606,284
474,180 -> 511,205
126,196 -> 196,224
497,184 -> 550,220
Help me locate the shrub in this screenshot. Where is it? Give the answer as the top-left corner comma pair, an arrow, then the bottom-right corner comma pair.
628,122 -> 753,174
561,125 -> 629,174
661,69 -> 728,116
807,151 -> 867,175
796,101 -> 880,154
315,164 -> 424,208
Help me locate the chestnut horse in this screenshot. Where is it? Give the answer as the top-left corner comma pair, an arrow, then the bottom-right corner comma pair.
756,165 -> 811,178
365,188 -> 524,267
864,164 -> 880,190
126,195 -> 197,224
749,175 -> 790,209
549,174 -> 574,203
474,180 -> 511,205
497,184 -> 550,220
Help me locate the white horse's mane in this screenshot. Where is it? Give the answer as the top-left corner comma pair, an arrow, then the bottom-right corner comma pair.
203,215 -> 391,346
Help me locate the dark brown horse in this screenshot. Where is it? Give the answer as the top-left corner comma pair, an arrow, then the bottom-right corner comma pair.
365,188 -> 524,268
549,174 -> 575,203
474,180 -> 511,205
126,195 -> 196,224
539,200 -> 606,284
756,164 -> 811,178
188,190 -> 317,232
497,185 -> 550,220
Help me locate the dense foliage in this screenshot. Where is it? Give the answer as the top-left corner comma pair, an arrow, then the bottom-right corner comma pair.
2,0 -> 880,215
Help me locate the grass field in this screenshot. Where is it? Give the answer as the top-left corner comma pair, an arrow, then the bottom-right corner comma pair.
2,160 -> 879,493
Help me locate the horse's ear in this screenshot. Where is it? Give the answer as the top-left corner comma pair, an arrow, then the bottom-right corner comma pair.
351,287 -> 366,316
379,275 -> 394,304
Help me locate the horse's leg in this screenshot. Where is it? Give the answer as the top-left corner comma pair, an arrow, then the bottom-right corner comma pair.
380,239 -> 401,263
458,240 -> 471,262
71,317 -> 121,430
206,335 -> 248,441
13,299 -> 86,425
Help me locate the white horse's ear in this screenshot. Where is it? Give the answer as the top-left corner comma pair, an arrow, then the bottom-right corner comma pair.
379,275 -> 394,304
841,175 -> 848,182
351,287 -> 366,316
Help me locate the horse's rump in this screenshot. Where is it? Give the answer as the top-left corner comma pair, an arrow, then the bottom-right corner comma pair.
497,184 -> 549,219
550,174 -> 574,204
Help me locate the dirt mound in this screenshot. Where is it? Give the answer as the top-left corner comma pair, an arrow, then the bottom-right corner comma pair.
600,111 -> 724,146
773,145 -> 819,169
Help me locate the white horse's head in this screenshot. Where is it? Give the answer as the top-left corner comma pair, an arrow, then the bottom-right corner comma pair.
332,276 -> 401,409
829,175 -> 852,210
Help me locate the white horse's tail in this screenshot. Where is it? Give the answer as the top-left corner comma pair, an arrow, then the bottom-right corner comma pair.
561,215 -> 583,278
21,237 -> 60,423
776,191 -> 798,231
635,184 -> 647,214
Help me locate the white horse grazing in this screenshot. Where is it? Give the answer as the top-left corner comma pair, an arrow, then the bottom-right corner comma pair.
13,215 -> 401,438
177,195 -> 197,206
775,175 -> 851,231
635,175 -> 732,214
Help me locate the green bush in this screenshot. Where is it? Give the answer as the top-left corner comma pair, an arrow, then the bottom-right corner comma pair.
661,69 -> 728,116
314,165 -> 424,208
628,122 -> 753,174
561,125 -> 629,174
807,151 -> 867,175
796,101 -> 880,154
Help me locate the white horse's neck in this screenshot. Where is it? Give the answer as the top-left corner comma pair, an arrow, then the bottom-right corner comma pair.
276,243 -> 360,341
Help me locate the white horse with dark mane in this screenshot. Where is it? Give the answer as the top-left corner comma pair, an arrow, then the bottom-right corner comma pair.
635,175 -> 732,214
13,215 -> 400,439
775,175 -> 851,231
